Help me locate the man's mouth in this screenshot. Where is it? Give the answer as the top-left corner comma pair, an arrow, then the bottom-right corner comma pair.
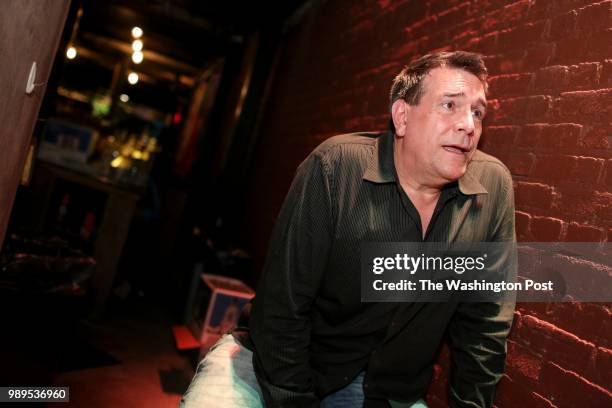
442,145 -> 470,155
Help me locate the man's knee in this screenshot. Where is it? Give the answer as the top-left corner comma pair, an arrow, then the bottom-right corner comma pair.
181,334 -> 264,407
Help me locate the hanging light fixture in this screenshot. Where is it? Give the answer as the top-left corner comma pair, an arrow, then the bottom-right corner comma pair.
127,72 -> 139,85
66,46 -> 77,59
132,51 -> 144,64
132,39 -> 143,52
131,26 -> 143,39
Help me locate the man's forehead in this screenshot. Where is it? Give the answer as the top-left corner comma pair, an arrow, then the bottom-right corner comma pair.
423,67 -> 487,102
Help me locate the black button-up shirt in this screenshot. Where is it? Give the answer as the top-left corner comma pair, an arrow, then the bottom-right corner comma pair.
249,132 -> 516,407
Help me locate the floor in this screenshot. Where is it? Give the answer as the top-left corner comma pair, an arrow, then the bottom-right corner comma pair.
2,294 -> 197,408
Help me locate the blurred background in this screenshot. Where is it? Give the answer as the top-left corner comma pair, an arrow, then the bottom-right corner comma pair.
0,0 -> 610,407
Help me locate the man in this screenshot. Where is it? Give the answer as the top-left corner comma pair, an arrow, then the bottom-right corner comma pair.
181,51 -> 515,408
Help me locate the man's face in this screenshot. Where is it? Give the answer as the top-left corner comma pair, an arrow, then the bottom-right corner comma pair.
395,67 -> 487,184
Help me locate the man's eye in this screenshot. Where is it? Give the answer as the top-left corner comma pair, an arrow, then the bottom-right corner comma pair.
442,101 -> 455,110
472,109 -> 485,120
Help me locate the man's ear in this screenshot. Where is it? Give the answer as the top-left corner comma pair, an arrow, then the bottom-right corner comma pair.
391,99 -> 408,137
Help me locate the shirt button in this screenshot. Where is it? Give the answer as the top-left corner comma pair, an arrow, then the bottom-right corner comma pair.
343,376 -> 348,381
372,350 -> 377,355
364,383 -> 369,389
391,320 -> 396,327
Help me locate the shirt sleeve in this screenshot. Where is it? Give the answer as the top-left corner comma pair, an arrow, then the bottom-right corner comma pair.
249,152 -> 334,408
448,171 -> 516,408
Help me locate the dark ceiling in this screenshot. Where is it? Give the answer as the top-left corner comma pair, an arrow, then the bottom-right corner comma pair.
62,0 -> 307,112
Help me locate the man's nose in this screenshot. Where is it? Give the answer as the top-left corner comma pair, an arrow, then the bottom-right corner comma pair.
455,109 -> 475,136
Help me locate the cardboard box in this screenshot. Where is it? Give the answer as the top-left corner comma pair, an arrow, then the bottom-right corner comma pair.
188,274 -> 255,356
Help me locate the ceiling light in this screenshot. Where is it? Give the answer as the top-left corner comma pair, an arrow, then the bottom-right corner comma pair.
132,51 -> 143,64
66,46 -> 77,59
131,26 -> 143,39
119,94 -> 129,103
127,72 -> 139,85
132,39 -> 143,52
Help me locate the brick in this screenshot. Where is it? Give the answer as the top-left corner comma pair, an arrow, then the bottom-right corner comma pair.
465,31 -> 499,55
551,254 -> 611,302
532,155 -> 575,180
495,96 -> 552,124
435,2 -> 470,28
566,221 -> 605,242
418,32 -> 451,54
531,393 -> 557,408
505,153 -> 534,176
449,18 -> 478,43
572,156 -> 605,182
602,59 -> 612,87
516,301 -> 551,320
540,361 -> 612,407
516,314 -> 596,373
592,347 -> 612,389
542,302 -> 579,333
549,10 -> 578,40
528,0 -> 553,21
479,0 -> 531,32
495,374 -> 559,408
498,20 -> 548,50
343,115 -> 378,131
538,123 -> 582,148
516,124 -> 544,147
567,62 -> 601,90
390,40 -> 419,61
571,304 -> 612,347
515,210 -> 532,240
516,246 -> 541,278
488,73 -> 533,98
494,49 -> 529,74
532,155 -> 604,184
493,375 -> 521,407
606,160 -> 612,187
516,182 -> 554,208
552,0 -> 607,15
506,339 -> 543,388
559,89 -> 612,122
481,125 -> 519,149
576,0 -> 612,34
525,42 -> 556,70
531,216 -> 564,241
404,17 -> 436,41
555,188 -> 607,222
534,65 -> 568,94
347,18 -> 374,36
554,29 -> 612,64
517,123 -> 582,148
379,0 -> 429,23
428,0 -> 466,14
526,96 -> 554,122
582,124 -> 610,149
593,191 -> 612,220
492,97 -> 528,123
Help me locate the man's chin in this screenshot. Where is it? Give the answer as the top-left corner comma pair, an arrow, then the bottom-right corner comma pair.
440,167 -> 467,183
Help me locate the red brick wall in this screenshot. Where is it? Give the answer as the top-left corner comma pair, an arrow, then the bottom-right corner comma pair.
245,1 -> 611,406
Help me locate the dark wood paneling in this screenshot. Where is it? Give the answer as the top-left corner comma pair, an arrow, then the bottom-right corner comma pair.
0,0 -> 71,247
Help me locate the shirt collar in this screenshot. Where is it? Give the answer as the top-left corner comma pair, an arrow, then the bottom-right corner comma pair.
363,131 -> 488,196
